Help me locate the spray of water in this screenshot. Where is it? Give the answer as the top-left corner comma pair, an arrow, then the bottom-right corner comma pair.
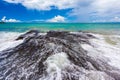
0,30 -> 120,80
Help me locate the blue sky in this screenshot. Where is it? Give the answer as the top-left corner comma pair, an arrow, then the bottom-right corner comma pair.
0,0 -> 120,22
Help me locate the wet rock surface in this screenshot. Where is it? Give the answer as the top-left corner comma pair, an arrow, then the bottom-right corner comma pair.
0,30 -> 120,80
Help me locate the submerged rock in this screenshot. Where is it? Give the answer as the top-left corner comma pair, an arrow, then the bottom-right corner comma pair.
0,30 -> 120,80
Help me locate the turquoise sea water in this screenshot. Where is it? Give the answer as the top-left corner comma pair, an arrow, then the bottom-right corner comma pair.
0,23 -> 120,34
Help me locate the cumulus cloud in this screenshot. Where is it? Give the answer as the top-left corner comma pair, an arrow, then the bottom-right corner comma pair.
70,0 -> 120,22
5,19 -> 20,22
1,16 -> 6,21
4,0 -> 79,10
47,15 -> 66,22
111,17 -> 120,22
3,0 -> 120,22
1,16 -> 20,22
92,0 -> 120,14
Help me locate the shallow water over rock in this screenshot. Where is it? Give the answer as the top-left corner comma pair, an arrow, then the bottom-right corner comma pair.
0,30 -> 120,80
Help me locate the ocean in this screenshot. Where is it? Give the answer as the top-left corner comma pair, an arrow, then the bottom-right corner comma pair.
0,23 -> 120,80
0,23 -> 120,34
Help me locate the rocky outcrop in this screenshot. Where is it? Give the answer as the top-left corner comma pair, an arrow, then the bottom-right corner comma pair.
16,30 -> 39,40
0,30 -> 120,80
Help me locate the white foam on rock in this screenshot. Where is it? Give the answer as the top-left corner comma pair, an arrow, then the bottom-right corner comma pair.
0,31 -> 119,80
45,52 -> 70,73
0,32 -> 23,51
44,52 -> 70,80
81,34 -> 120,69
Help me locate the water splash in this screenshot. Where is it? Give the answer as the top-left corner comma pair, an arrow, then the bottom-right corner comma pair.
0,30 -> 120,80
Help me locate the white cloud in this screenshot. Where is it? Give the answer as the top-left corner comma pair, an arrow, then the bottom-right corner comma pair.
6,19 -> 20,22
91,0 -> 120,16
4,0 -> 120,22
93,16 -> 120,22
110,17 -> 120,22
1,16 -> 20,22
1,16 -> 6,21
47,15 -> 66,22
4,0 -> 79,10
68,0 -> 120,22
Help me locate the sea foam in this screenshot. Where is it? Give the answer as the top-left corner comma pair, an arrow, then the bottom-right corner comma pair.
0,32 -> 23,51
0,31 -> 120,80
81,33 -> 120,69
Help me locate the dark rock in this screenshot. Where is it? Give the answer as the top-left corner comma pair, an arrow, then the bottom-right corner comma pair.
46,31 -> 69,37
16,30 -> 40,40
0,30 -> 120,80
105,71 -> 120,80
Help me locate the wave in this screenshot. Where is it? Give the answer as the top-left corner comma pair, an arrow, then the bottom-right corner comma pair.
0,32 -> 23,51
0,30 -> 120,80
82,33 -> 120,69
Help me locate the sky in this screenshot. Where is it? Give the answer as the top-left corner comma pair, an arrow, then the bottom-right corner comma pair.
0,0 -> 120,22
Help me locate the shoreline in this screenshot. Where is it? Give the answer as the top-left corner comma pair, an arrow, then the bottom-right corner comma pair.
0,30 -> 120,47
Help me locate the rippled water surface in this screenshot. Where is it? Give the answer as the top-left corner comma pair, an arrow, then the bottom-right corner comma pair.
0,23 -> 120,34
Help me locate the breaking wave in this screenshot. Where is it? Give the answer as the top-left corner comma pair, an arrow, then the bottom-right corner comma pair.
0,30 -> 120,80
0,32 -> 23,51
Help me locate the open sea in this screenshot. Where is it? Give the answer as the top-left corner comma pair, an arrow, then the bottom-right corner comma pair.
0,23 -> 120,34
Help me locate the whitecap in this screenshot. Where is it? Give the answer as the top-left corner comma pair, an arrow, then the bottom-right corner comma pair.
0,32 -> 23,51
81,34 -> 120,69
